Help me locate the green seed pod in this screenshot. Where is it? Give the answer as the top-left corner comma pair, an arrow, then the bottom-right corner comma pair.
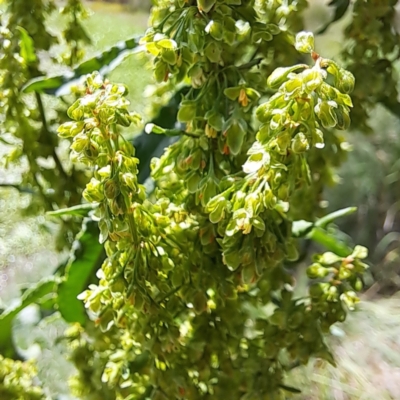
226,119 -> 247,155
286,241 -> 299,261
197,0 -> 216,13
206,110 -> 225,131
178,101 -> 197,122
192,291 -> 208,314
104,179 -> 120,200
205,41 -> 221,63
161,48 -> 177,65
187,172 -> 202,193
291,132 -> 309,153
201,179 -> 218,207
206,20 -> 224,41
267,65 -> 307,90
209,198 -> 229,224
154,59 -> 169,83
337,69 -> 355,94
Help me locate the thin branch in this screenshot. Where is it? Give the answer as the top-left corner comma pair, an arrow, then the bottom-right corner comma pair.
35,92 -> 70,181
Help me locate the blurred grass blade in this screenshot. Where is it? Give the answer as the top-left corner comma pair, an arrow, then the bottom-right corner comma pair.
47,203 -> 98,218
22,36 -> 143,96
292,207 -> 356,238
57,219 -> 104,325
0,277 -> 58,357
315,207 -> 357,229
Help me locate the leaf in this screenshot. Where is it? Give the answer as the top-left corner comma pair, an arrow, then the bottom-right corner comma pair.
0,277 -> 58,357
17,27 -> 37,64
279,384 -> 302,394
293,207 -> 356,238
23,36 -> 143,96
134,87 -> 189,183
317,0 -> 351,35
308,227 -> 352,257
47,203 -> 98,218
292,220 -> 314,238
57,219 -> 105,324
315,206 -> 357,229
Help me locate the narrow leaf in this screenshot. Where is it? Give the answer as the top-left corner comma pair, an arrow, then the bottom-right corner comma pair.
292,219 -> 314,238
0,277 -> 58,356
315,206 -> 357,229
23,36 -> 143,96
308,227 -> 352,257
57,219 -> 104,324
47,203 -> 98,218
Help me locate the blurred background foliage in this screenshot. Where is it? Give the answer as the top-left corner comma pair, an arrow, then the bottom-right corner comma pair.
0,0 -> 400,399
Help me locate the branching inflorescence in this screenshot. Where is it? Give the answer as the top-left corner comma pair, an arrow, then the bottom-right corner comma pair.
58,1 -> 368,398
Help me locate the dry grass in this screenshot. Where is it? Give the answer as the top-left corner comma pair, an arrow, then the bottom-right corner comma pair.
289,297 -> 400,399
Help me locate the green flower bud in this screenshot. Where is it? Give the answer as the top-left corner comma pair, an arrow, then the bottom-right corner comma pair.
295,31 -> 315,54
315,100 -> 338,128
337,69 -> 355,94
267,65 -> 307,90
309,282 -> 329,298
71,134 -> 89,153
307,263 -> 329,279
291,132 -> 309,153
84,178 -> 104,202
351,245 -> 368,260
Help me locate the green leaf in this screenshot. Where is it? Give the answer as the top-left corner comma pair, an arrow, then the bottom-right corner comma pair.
315,207 -> 357,229
57,220 -> 104,324
134,87 -> 189,183
17,27 -> 37,65
47,203 -> 98,218
22,36 -> 142,96
292,220 -> 314,238
0,277 -> 58,357
279,384 -> 302,394
308,227 -> 352,257
317,0 -> 351,34
145,123 -> 183,137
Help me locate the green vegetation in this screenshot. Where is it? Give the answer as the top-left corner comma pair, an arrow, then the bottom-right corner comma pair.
1,1 -> 400,399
